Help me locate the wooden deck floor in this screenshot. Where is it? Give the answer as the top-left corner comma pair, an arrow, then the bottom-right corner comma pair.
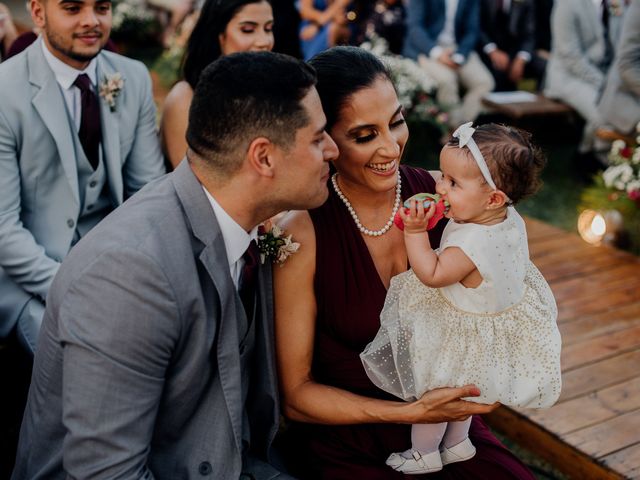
485,217 -> 640,480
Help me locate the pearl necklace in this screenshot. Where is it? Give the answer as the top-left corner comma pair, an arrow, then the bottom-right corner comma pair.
331,172 -> 402,237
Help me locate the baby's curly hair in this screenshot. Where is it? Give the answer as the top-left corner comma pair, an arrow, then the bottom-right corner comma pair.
447,123 -> 546,204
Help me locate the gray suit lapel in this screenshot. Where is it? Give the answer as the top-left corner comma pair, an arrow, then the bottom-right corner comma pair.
28,41 -> 80,206
172,161 -> 244,455
96,55 -> 124,203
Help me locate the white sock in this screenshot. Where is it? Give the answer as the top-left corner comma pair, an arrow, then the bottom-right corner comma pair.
409,422 -> 447,455
442,418 -> 472,448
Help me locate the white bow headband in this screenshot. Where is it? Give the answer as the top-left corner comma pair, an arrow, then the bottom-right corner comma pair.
452,122 -> 498,191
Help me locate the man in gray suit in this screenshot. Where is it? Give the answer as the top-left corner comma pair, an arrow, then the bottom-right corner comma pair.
598,0 -> 640,137
0,0 -> 165,353
544,0 -> 626,152
12,51 -> 338,479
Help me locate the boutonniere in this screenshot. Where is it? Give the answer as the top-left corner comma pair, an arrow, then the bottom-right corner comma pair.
258,223 -> 300,265
99,73 -> 124,112
608,0 -> 626,16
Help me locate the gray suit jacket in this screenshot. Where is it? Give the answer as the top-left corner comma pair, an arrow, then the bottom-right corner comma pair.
544,0 -> 625,97
0,38 -> 165,337
598,0 -> 640,134
12,161 -> 287,479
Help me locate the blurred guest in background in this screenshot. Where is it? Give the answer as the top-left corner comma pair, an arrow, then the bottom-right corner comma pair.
0,3 -> 17,62
477,0 -> 544,91
297,0 -> 351,60
598,0 -> 640,140
360,0 -> 406,54
403,0 -> 494,128
161,0 -> 274,169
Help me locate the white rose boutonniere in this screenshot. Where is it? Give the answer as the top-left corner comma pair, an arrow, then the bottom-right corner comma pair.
258,223 -> 300,265
99,73 -> 124,112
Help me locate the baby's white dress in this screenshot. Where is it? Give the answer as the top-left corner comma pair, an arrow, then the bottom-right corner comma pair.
360,208 -> 562,408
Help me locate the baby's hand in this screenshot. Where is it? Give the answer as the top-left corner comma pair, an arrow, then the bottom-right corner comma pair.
398,199 -> 436,234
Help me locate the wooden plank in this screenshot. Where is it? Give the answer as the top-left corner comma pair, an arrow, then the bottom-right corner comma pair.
524,377 -> 640,435
484,407 -> 623,479
602,442 -> 640,478
561,324 -> 640,370
550,264 -> 640,301
559,302 -> 640,346
564,410 -> 640,459
524,217 -> 565,241
557,286 -> 640,322
559,350 -> 640,402
537,252 -> 631,283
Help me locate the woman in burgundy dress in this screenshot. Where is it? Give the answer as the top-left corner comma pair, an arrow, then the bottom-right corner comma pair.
273,46 -> 535,479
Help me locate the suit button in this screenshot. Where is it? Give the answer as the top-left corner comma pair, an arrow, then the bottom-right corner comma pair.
89,180 -> 97,188
67,219 -> 75,228
198,462 -> 212,476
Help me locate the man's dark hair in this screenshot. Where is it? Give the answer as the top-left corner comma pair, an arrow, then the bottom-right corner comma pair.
186,51 -> 316,176
309,46 -> 393,130
182,0 -> 271,89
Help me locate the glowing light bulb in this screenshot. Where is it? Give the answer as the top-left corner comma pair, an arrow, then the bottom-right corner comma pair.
591,214 -> 606,236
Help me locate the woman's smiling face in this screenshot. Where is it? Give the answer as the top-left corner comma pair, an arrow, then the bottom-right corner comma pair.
330,76 -> 408,194
218,1 -> 274,56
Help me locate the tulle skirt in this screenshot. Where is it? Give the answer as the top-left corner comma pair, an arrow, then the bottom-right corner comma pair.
360,262 -> 562,408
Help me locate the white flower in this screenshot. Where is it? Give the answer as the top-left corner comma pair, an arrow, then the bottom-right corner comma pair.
626,179 -> 640,194
99,73 -> 124,112
611,139 -> 626,154
257,224 -> 300,265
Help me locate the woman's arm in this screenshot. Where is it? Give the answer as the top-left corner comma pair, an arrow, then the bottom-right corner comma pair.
399,202 -> 476,288
274,211 -> 496,425
160,81 -> 192,169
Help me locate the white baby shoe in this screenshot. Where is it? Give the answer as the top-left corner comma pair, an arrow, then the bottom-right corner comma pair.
386,449 -> 443,474
440,438 -> 476,465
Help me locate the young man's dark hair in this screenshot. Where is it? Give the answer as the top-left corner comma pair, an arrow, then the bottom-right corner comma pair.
186,51 -> 317,176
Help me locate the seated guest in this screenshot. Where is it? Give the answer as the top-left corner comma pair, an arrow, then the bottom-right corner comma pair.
478,0 -> 543,91
0,0 -> 164,354
544,0 -> 626,153
297,0 -> 351,60
403,0 -> 494,128
598,0 -> 640,139
161,0 -> 274,169
0,3 -> 17,61
12,50 -> 336,480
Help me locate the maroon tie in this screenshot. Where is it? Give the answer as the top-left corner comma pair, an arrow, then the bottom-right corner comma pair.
239,240 -> 259,320
73,74 -> 101,170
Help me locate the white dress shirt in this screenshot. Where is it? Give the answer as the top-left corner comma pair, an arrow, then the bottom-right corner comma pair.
202,187 -> 258,289
41,39 -> 97,132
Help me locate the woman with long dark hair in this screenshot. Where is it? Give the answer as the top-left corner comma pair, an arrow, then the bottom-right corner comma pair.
161,0 -> 274,168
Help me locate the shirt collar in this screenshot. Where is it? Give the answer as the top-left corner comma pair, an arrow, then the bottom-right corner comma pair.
41,38 -> 98,90
202,186 -> 258,267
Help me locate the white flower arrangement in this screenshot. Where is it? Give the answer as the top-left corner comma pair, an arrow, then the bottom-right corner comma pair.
99,73 -> 124,112
112,0 -> 155,31
257,224 -> 300,265
360,35 -> 448,130
602,124 -> 640,203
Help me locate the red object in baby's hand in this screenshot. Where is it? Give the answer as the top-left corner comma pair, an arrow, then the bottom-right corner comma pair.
393,193 -> 449,231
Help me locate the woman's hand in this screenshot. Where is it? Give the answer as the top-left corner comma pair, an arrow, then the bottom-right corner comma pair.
406,385 -> 500,423
300,23 -> 320,41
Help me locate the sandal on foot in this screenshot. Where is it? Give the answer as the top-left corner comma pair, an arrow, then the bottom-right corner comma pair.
386,449 -> 443,474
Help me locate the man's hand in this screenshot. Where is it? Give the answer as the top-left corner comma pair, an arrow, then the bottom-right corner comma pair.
489,49 -> 510,71
509,57 -> 526,83
437,49 -> 459,69
398,199 -> 435,234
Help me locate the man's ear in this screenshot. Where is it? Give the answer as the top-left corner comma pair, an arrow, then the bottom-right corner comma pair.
246,137 -> 276,178
487,189 -> 509,209
30,0 -> 45,29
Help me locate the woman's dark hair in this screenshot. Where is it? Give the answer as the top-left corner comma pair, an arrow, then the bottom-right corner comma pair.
309,46 -> 393,130
447,123 -> 547,204
183,0 -> 271,88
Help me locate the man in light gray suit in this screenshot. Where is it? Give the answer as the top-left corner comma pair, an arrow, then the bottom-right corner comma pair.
544,0 -> 626,152
0,0 -> 165,353
598,0 -> 640,137
12,51 -> 338,479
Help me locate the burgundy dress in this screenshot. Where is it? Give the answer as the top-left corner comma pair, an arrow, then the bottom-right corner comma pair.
287,166 -> 534,479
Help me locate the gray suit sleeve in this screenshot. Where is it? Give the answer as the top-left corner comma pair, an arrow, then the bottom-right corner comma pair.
58,248 -> 180,479
122,63 -> 166,199
551,0 -> 605,87
618,0 -> 640,97
0,107 -> 60,300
